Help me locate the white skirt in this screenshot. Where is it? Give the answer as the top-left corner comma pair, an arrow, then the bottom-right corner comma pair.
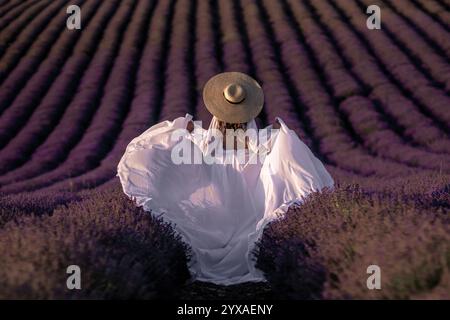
117,114 -> 334,285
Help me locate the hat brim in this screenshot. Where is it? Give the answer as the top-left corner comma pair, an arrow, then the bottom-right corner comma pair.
203,72 -> 264,123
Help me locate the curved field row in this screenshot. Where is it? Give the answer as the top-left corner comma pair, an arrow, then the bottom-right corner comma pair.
0,0 -> 41,30
0,0 -> 53,50
288,0 -> 450,155
0,0 -> 448,195
0,0 -> 96,152
39,0 -> 178,192
0,0 -> 61,73
256,0 -> 439,175
333,0 -> 450,128
284,0 -> 450,167
416,0 -> 450,30
0,0 -> 145,194
0,0 -> 114,176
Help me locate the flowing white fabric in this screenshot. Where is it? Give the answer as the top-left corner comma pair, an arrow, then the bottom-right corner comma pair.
117,114 -> 334,285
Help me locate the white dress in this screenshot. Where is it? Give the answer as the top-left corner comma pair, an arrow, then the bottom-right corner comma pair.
117,114 -> 334,285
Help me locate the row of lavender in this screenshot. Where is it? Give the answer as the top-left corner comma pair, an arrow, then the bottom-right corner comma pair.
256,183 -> 450,299
0,0 -> 448,194
0,187 -> 191,299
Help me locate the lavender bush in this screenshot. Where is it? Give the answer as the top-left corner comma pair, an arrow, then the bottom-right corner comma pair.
0,186 -> 191,299
255,183 -> 450,299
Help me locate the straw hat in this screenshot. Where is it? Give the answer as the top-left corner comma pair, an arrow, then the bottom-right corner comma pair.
203,72 -> 264,123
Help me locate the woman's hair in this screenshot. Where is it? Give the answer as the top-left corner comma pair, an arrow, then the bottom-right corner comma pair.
216,120 -> 247,135
215,120 -> 249,150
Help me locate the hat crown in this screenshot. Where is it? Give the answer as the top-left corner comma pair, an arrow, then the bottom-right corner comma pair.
203,72 -> 263,123
223,83 -> 246,104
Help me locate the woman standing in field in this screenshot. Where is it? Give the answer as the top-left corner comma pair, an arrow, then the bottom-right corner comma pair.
117,72 -> 333,285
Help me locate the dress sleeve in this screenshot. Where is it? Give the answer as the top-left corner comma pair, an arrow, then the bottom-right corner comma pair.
116,114 -> 194,214
259,117 -> 334,215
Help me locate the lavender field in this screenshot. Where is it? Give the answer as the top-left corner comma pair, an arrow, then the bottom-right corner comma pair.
0,0 -> 449,299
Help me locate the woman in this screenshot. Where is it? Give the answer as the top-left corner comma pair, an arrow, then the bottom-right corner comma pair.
117,72 -> 334,285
